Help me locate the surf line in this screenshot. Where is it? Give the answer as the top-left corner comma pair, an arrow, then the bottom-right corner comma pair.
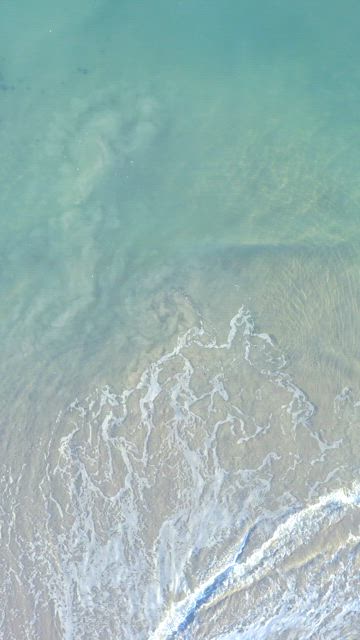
150,485 -> 360,639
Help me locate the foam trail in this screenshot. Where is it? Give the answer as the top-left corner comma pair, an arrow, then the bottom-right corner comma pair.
156,530 -> 253,640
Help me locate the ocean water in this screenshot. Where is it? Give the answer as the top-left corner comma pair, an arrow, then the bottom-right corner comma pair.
1,1 -> 360,638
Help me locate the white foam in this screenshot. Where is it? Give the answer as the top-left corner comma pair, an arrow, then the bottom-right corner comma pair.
1,306 -> 357,639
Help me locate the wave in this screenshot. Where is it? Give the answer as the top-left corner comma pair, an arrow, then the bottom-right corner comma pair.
151,484 -> 360,639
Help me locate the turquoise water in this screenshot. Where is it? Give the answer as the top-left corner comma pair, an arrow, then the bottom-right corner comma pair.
1,1 -> 360,638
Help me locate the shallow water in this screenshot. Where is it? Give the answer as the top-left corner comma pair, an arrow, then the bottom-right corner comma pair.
1,1 -> 360,638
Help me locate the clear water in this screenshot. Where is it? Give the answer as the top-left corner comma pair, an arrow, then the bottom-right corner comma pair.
1,1 -> 360,638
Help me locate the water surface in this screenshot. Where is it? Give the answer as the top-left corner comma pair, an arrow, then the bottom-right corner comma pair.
1,1 -> 360,638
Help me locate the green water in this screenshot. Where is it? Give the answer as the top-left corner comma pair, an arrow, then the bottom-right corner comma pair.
2,2 -> 360,338
2,0 -> 360,511
1,2 -> 360,638
1,0 -> 359,441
